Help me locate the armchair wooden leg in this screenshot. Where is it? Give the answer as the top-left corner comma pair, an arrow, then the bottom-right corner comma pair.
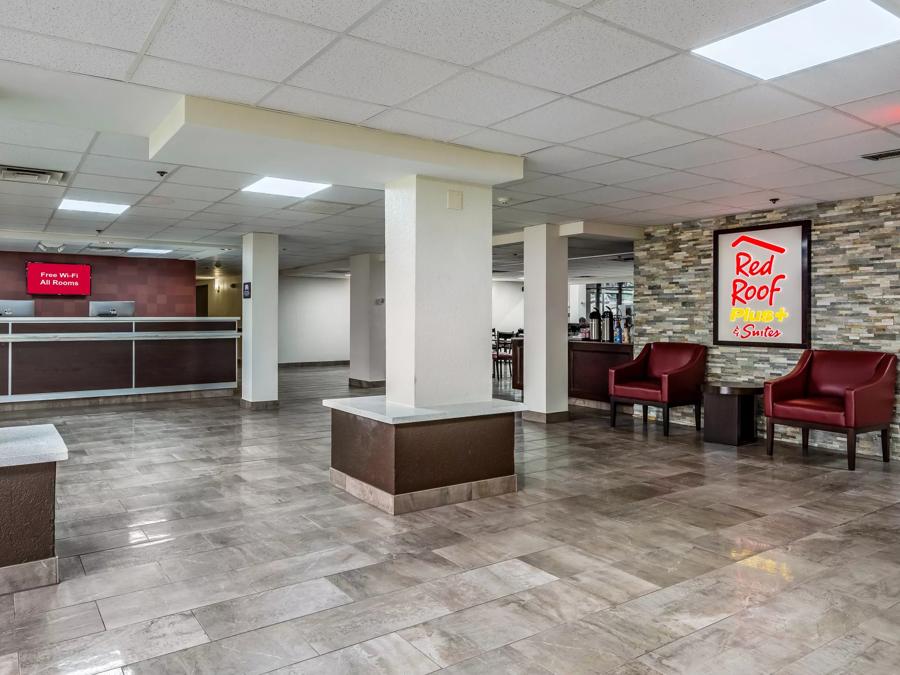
694,403 -> 701,431
610,399 -> 617,428
847,429 -> 856,471
642,405 -> 648,427
801,428 -> 810,457
663,406 -> 670,436
766,419 -> 774,456
881,428 -> 890,463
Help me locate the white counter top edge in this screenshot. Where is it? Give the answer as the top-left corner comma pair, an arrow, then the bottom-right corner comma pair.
0,331 -> 240,342
2,317 -> 239,322
0,424 -> 68,467
323,395 -> 525,424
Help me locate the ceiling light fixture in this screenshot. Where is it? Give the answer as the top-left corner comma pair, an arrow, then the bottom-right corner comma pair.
242,177 -> 331,199
692,0 -> 900,80
127,248 -> 173,255
59,198 -> 129,215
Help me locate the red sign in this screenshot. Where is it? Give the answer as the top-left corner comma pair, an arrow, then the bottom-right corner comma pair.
26,262 -> 92,296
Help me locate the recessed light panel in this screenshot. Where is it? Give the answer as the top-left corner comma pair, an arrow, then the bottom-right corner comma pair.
127,248 -> 172,254
242,177 -> 331,199
693,0 -> 900,80
58,198 -> 129,215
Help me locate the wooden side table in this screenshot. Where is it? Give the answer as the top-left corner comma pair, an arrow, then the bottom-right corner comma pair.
703,383 -> 763,446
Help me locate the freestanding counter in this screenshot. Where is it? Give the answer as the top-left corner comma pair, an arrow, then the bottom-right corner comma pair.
0,317 -> 239,405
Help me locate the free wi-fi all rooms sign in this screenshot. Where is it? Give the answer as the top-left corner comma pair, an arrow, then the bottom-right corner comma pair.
713,220 -> 811,348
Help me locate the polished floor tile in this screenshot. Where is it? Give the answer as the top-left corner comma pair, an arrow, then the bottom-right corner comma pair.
0,366 -> 898,673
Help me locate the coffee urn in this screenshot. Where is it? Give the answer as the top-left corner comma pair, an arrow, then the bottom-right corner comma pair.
601,307 -> 614,342
588,308 -> 601,340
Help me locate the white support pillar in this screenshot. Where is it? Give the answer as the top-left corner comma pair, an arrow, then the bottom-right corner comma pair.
385,175 -> 493,408
241,232 -> 279,409
349,253 -> 386,388
523,223 -> 569,423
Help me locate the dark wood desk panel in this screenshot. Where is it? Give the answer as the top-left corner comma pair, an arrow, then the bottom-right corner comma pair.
0,343 -> 7,396
11,341 -> 132,394
12,322 -> 132,334
135,338 -> 236,387
140,321 -> 236,332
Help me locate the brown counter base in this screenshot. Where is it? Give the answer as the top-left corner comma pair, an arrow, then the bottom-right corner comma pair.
330,409 -> 516,514
0,387 -> 234,412
522,410 -> 570,424
348,378 -> 386,389
240,399 -> 279,410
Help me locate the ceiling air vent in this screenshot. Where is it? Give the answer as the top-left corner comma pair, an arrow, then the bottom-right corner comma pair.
0,166 -> 67,185
861,148 -> 900,162
84,244 -> 130,253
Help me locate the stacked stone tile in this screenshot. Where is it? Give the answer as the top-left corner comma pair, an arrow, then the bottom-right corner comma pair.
633,192 -> 899,459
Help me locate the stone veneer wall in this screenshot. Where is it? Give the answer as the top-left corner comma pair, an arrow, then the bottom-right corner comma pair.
633,191 -> 899,460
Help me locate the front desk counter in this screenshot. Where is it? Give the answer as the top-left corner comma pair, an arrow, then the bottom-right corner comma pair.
511,338 -> 634,404
0,317 -> 239,404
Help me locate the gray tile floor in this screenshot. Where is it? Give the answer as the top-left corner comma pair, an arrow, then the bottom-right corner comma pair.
2,366 -> 900,674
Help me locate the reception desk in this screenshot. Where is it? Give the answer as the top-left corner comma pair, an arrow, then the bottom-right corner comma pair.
511,338 -> 633,404
0,317 -> 239,404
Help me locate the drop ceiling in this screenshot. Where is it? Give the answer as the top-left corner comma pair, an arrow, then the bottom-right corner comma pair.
0,0 -> 899,270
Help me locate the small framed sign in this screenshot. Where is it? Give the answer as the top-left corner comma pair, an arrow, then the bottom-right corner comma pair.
242,282 -> 251,299
713,220 -> 811,348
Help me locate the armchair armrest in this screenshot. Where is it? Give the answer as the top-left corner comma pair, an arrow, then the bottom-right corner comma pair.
661,348 -> 706,403
764,350 -> 812,416
609,343 -> 650,392
846,355 -> 897,427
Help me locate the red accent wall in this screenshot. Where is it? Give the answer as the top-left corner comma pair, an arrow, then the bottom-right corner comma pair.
0,252 -> 196,317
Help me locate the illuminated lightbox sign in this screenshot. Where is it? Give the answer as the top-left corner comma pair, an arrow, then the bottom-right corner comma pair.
26,262 -> 92,296
713,221 -> 811,348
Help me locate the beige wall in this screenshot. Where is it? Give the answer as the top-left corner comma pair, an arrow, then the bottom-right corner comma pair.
198,275 -> 242,318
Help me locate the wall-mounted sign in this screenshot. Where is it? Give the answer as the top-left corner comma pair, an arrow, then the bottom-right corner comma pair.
25,261 -> 92,296
242,282 -> 251,299
713,220 -> 811,348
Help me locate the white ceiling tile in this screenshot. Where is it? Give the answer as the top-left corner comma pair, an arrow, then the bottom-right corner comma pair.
153,182 -> 234,202
260,86 -> 385,124
619,172 -> 718,193
352,0 -> 567,66
657,86 -> 819,135
0,181 -> 66,199
490,207 -> 554,225
364,109 -> 477,142
0,0 -> 166,51
774,41 -> 900,106
576,54 -> 753,117
778,130 -> 900,165
720,109 -> 874,150
689,153 -> 806,181
869,168 -> 900,186
454,129 -> 550,155
666,181 -> 756,201
168,167 -> 256,190
784,177 -> 894,201
0,119 -> 94,153
707,191 -> 811,210
556,203 -> 632,221
289,200 -> 352,215
492,190 -> 542,207
739,166 -> 848,189
290,37 -> 458,105
479,15 -> 673,94
149,0 -> 335,80
570,120 -> 703,157
205,203 -> 272,217
139,196 -> 211,212
661,202 -> 736,218
222,191 -> 299,209
494,98 -> 636,144
837,91 -> 900,128
403,72 -> 558,126
227,0 -> 382,31
516,197 -> 592,214
822,158 -> 897,176
588,0 -> 812,49
608,193 -> 689,211
0,143 -> 83,172
262,209 -> 326,223
0,194 -> 68,209
132,57 -> 276,105
564,185 -> 649,204
80,155 -> 177,180
511,175 -> 599,196
524,146 -> 613,174
69,173 -> 158,195
634,139 -> 757,169
313,186 -> 383,205
124,206 -> 197,220
564,160 -> 667,184
90,133 -> 149,160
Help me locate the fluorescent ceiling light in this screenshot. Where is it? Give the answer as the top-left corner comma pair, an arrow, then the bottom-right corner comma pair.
242,177 -> 331,199
127,247 -> 172,255
58,198 -> 129,215
693,0 -> 900,80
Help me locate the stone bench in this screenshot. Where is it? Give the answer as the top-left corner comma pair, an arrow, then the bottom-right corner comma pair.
0,424 -> 68,594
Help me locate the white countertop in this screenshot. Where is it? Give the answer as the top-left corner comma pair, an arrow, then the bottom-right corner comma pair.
1,317 -> 239,322
323,395 -> 525,425
0,331 -> 240,342
0,424 -> 68,467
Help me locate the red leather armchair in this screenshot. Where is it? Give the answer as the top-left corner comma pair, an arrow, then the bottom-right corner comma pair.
765,349 -> 897,470
609,342 -> 707,436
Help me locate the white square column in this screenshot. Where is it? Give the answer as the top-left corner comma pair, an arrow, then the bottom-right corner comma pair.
523,223 -> 569,422
349,253 -> 386,388
241,232 -> 279,409
385,175 -> 493,408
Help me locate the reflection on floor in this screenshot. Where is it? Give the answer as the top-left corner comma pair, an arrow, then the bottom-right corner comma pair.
1,366 -> 899,674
